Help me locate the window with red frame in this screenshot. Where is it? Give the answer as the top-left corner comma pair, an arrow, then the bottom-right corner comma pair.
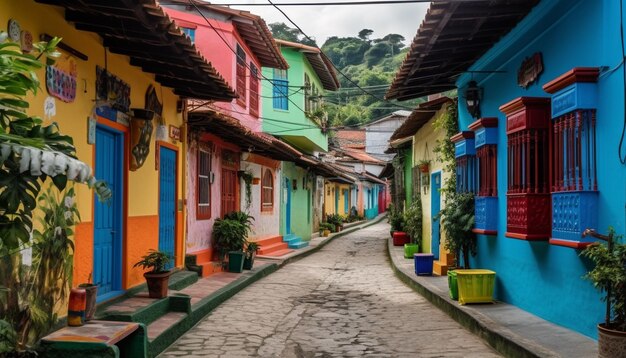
261,168 -> 274,211
477,145 -> 497,196
236,44 -> 246,107
249,63 -> 259,117
197,145 -> 212,220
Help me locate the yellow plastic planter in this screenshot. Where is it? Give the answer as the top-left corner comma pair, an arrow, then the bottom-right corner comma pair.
455,269 -> 495,305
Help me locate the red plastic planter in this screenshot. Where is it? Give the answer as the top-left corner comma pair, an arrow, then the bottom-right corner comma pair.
392,231 -> 410,246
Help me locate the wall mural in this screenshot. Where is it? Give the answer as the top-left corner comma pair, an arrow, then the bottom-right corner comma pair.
96,66 -> 131,113
129,109 -> 154,171
46,57 -> 77,103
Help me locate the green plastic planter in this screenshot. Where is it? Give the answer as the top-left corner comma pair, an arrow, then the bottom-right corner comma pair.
456,269 -> 496,305
228,251 -> 245,273
404,243 -> 419,259
448,270 -> 458,300
243,255 -> 254,270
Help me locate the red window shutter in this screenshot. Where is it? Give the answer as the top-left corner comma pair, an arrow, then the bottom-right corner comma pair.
236,63 -> 246,107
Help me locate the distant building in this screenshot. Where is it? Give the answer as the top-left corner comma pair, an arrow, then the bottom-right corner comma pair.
364,110 -> 410,161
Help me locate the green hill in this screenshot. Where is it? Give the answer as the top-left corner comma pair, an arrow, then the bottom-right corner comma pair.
269,23 -> 422,127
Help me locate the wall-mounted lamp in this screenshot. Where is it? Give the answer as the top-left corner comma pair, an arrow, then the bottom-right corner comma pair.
464,80 -> 482,119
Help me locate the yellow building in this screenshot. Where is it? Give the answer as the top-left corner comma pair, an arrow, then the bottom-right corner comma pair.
1,0 -> 233,301
324,180 -> 354,217
389,97 -> 455,275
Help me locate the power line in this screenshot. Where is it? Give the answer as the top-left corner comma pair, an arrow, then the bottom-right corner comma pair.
266,0 -> 417,111
206,1 -> 437,6
186,0 -> 310,117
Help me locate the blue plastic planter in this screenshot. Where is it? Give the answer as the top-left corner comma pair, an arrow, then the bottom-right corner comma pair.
414,253 -> 434,276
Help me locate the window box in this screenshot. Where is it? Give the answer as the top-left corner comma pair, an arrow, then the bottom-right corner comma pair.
473,196 -> 498,235
543,67 -> 600,249
500,97 -> 551,241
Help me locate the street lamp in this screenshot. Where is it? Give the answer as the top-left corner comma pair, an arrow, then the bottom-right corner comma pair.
465,80 -> 482,119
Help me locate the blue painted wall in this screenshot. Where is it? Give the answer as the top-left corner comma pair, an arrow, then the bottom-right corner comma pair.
455,0 -> 626,339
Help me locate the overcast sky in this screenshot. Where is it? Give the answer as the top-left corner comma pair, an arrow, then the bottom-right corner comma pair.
206,0 -> 429,46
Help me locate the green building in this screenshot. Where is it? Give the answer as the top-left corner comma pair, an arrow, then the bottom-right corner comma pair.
262,39 -> 340,245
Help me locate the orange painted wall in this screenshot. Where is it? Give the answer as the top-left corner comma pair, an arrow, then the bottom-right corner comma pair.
0,1 -> 188,296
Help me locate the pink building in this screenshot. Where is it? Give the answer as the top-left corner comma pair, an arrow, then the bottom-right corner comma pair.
162,1 -> 296,276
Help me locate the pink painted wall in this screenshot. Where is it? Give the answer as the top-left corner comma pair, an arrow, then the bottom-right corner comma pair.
164,7 -> 263,132
186,133 -> 241,253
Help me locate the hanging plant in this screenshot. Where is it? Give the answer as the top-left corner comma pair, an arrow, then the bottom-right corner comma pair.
238,170 -> 253,210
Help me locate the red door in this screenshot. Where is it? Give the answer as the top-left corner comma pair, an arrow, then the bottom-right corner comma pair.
221,168 -> 238,217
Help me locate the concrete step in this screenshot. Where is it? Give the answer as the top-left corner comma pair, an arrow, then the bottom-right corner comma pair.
259,248 -> 294,257
288,241 -> 309,249
147,311 -> 187,340
257,241 -> 289,255
282,234 -> 301,244
251,235 -> 283,247
185,249 -> 223,278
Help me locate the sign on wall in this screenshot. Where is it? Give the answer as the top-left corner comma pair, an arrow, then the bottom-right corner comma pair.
517,52 -> 543,89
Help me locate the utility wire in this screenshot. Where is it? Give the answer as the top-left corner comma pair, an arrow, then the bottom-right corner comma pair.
205,1 -> 439,6
266,0 -> 417,111
187,0 -> 310,117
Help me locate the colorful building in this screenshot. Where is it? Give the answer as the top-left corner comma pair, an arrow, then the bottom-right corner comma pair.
2,0 -> 235,302
261,39 -> 340,239
387,0 -> 626,339
161,2 -> 304,271
387,98 -> 455,275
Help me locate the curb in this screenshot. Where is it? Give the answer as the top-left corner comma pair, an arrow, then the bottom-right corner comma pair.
385,239 -> 558,358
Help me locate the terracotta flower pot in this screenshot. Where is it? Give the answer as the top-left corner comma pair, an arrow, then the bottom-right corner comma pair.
78,284 -> 98,320
144,271 -> 171,298
598,323 -> 626,358
252,177 -> 261,185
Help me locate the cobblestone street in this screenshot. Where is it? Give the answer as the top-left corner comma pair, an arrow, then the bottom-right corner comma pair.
160,222 -> 501,357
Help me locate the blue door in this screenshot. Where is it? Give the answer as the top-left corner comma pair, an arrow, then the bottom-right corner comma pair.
431,172 -> 441,260
159,147 -> 176,270
343,189 -> 349,214
285,178 -> 291,234
94,126 -> 123,300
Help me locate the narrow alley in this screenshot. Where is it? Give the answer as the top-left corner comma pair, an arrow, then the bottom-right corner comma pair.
160,221 -> 501,357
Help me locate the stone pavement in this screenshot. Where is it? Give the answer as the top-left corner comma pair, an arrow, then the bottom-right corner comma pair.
159,221 -> 501,357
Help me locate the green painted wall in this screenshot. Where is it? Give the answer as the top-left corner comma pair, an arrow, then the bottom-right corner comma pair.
261,47 -> 328,153
402,148 -> 413,207
280,161 -> 313,240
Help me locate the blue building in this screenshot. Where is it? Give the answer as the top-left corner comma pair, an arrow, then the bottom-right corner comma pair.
387,0 -> 626,339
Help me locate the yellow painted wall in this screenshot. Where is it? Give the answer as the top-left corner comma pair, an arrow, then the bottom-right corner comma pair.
412,104 -> 451,256
2,1 -> 187,289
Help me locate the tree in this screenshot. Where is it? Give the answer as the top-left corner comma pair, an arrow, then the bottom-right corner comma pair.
364,42 -> 391,68
268,22 -> 300,42
358,29 -> 374,41
269,22 -> 318,47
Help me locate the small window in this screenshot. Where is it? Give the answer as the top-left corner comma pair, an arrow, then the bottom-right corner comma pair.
197,145 -> 212,220
250,63 -> 259,117
273,69 -> 288,110
261,168 -> 274,211
181,27 -> 195,42
236,44 -> 247,107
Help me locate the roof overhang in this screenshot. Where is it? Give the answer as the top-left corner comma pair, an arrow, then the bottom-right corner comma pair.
275,39 -> 340,91
37,0 -> 236,101
162,0 -> 288,69
389,97 -> 454,141
188,109 -> 302,161
386,0 -> 539,101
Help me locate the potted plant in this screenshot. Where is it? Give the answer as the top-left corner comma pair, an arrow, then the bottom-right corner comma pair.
78,273 -> 98,321
581,227 -> 626,356
403,197 -> 422,259
213,211 -> 254,273
327,214 -> 343,233
133,249 -> 172,298
320,222 -> 333,237
417,159 -> 430,173
388,205 -> 404,238
243,241 -> 260,270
